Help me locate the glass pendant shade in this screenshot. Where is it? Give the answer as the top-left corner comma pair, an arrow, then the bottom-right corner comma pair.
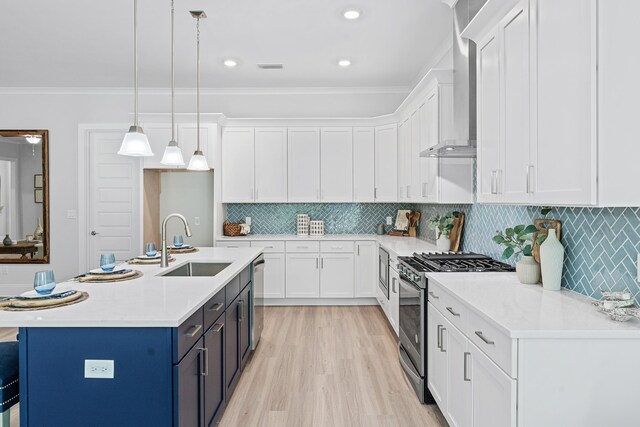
160,141 -> 184,166
25,135 -> 41,145
118,125 -> 154,157
187,150 -> 209,171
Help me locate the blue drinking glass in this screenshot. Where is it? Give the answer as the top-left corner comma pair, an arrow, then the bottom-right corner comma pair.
34,270 -> 56,295
173,235 -> 184,248
100,253 -> 116,272
145,242 -> 157,257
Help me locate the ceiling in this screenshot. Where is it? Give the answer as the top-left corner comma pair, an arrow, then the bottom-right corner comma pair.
0,0 -> 452,89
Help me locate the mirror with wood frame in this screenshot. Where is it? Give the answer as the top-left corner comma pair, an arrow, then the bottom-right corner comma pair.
0,130 -> 49,263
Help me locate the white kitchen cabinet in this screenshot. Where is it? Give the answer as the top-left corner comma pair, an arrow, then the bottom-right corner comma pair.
444,317 -> 472,427
374,124 -> 398,202
408,112 -> 421,201
143,123 -> 215,169
320,128 -> 353,202
354,241 -> 376,298
388,265 -> 399,336
419,98 -> 438,202
397,119 -> 410,201
470,341 -> 517,427
353,128 -> 375,202
222,128 -> 255,202
262,252 -> 286,299
319,253 -> 354,298
427,303 -> 447,409
285,253 -> 320,298
288,128 -> 320,202
254,127 -> 288,202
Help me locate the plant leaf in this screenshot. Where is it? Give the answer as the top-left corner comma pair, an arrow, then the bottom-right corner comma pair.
513,225 -> 525,235
537,234 -> 548,245
523,224 -> 538,235
522,244 -> 532,256
505,228 -> 515,238
502,247 -> 515,260
492,235 -> 505,244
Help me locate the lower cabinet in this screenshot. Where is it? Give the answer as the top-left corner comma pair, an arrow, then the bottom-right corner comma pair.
319,253 -> 355,298
388,266 -> 400,336
204,318 -> 225,426
174,337 -> 205,427
225,295 -> 241,395
286,253 -> 320,297
445,318 -> 472,427
263,252 -> 286,298
239,284 -> 252,368
427,304 -> 446,408
354,241 -> 377,297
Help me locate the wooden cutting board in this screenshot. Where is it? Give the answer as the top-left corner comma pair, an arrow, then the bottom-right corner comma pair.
449,213 -> 465,252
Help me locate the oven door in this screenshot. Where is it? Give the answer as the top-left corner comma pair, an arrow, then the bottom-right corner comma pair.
398,274 -> 425,377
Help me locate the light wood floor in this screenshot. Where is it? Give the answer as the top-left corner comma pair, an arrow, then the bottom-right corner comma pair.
219,306 -> 448,427
0,307 -> 447,427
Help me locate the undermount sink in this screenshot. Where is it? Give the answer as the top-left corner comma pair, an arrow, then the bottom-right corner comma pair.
159,262 -> 231,277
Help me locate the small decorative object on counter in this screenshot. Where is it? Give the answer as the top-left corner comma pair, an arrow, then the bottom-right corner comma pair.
531,207 -> 561,263
309,220 -> 325,236
539,228 -> 564,291
173,235 -> 184,248
493,224 -> 543,285
376,223 -> 385,235
3,234 -> 12,246
33,217 -> 44,240
593,289 -> 640,322
145,242 -> 157,257
100,253 -> 116,272
429,211 -> 459,251
406,211 -> 421,237
34,270 -> 56,295
239,223 -> 251,235
296,214 -> 310,236
223,221 -> 244,237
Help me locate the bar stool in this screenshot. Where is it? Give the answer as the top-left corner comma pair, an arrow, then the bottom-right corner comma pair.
0,342 -> 19,427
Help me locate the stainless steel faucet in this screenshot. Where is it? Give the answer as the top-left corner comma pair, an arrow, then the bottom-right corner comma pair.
161,213 -> 193,267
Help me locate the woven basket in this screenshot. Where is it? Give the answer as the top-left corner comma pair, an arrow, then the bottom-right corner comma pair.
223,221 -> 243,237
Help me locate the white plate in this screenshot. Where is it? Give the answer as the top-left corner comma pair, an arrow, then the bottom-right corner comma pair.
89,268 -> 128,275
136,254 -> 161,260
169,245 -> 193,250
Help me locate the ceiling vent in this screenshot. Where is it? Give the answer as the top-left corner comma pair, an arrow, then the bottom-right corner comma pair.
257,63 -> 284,70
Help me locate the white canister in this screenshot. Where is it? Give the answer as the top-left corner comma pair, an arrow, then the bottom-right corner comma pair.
436,235 -> 451,252
540,229 -> 565,291
309,220 -> 325,236
296,214 -> 310,236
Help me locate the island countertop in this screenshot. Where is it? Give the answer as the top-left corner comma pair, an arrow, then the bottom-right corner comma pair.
0,247 -> 263,328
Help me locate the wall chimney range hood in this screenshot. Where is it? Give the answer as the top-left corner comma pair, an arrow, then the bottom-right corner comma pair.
421,0 -> 483,159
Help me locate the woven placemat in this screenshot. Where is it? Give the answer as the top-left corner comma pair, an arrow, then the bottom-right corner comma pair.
0,291 -> 89,311
168,247 -> 199,255
78,270 -> 143,283
128,256 -> 175,265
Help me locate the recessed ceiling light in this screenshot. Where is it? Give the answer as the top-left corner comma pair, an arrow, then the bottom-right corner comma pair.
223,59 -> 238,68
343,9 -> 361,20
338,59 -> 352,67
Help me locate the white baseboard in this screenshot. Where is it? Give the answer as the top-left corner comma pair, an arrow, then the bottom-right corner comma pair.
264,297 -> 377,306
0,284 -> 32,297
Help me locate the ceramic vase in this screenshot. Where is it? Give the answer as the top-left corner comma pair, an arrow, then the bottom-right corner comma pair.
540,229 -> 564,291
34,217 -> 44,240
3,234 -> 11,246
516,255 -> 541,285
436,235 -> 451,251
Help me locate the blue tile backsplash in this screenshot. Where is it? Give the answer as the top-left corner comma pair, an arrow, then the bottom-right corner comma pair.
226,203 -> 413,235
226,200 -> 640,303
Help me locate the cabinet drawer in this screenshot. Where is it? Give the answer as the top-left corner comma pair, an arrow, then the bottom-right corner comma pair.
240,265 -> 252,288
204,288 -> 226,331
427,281 -> 451,320
430,281 -> 467,333
286,241 -> 320,253
320,241 -> 354,253
216,241 -> 251,248
173,307 -> 205,363
250,240 -> 285,253
225,275 -> 241,306
468,308 -> 516,378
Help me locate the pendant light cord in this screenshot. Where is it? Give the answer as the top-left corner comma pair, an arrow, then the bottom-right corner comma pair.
196,15 -> 201,152
133,0 -> 139,127
171,0 -> 176,141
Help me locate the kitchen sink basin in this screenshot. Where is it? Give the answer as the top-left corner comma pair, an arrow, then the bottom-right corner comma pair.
159,262 -> 231,277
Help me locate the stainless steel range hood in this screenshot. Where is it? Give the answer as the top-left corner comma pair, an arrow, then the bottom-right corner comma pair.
421,0 -> 480,158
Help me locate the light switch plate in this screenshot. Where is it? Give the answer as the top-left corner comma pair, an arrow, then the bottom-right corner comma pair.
194,217 -> 201,226
84,360 -> 114,379
386,216 -> 392,226
245,217 -> 252,226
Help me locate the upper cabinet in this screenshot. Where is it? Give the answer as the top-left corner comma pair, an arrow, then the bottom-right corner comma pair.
320,128 -> 353,202
288,128 -> 321,202
254,128 -> 288,202
221,128 -> 255,203
143,123 -> 216,170
374,124 -> 398,202
353,127 -> 375,202
471,0 -> 638,207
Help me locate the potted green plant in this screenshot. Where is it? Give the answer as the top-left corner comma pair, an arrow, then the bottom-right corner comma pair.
493,224 -> 545,284
429,211 -> 459,251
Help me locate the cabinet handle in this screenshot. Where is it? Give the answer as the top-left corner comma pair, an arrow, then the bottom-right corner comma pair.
316,258 -> 319,269
357,245 -> 360,256
440,327 -> 446,352
463,352 -> 471,382
392,277 -> 397,293
422,182 -> 427,198
491,170 -> 498,195
321,257 -> 324,269
428,291 -> 439,300
436,324 -> 443,350
207,303 -> 224,312
238,300 -> 245,322
184,324 -> 202,338
198,347 -> 209,376
474,331 -> 495,345
446,307 -> 460,317
212,323 -> 224,333
526,165 -> 534,194
374,188 -> 377,199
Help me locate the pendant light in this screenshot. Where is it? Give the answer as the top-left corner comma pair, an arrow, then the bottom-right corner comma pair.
187,10 -> 209,171
160,0 -> 185,166
118,0 -> 154,157
25,135 -> 41,156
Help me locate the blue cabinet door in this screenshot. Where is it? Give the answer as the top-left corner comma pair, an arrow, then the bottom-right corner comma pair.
174,337 -> 204,427
239,284 -> 252,368
204,318 -> 225,426
225,297 -> 240,396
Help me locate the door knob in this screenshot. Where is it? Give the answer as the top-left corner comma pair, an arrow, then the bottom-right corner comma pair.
91,231 -> 99,236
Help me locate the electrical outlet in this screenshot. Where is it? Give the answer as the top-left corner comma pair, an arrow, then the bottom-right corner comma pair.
194,217 -> 201,226
386,216 -> 392,226
245,217 -> 252,226
84,360 -> 114,379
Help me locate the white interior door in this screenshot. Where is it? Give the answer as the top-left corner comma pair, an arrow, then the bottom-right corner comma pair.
88,130 -> 141,270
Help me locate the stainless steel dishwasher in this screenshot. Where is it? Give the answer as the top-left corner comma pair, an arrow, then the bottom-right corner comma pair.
251,255 -> 265,350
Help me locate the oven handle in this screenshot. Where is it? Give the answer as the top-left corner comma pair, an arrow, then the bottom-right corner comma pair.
399,274 -> 422,292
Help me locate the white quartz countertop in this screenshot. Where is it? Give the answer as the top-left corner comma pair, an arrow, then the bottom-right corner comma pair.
426,272 -> 640,339
217,234 -> 438,257
0,247 -> 263,328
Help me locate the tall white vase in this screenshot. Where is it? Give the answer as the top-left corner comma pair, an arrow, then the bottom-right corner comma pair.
540,229 -> 564,291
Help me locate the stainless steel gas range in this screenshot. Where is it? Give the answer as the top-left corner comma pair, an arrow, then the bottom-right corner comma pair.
396,252 -> 514,403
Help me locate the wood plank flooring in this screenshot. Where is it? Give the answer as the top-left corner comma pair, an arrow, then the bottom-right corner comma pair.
0,306 -> 447,427
219,306 -> 448,427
